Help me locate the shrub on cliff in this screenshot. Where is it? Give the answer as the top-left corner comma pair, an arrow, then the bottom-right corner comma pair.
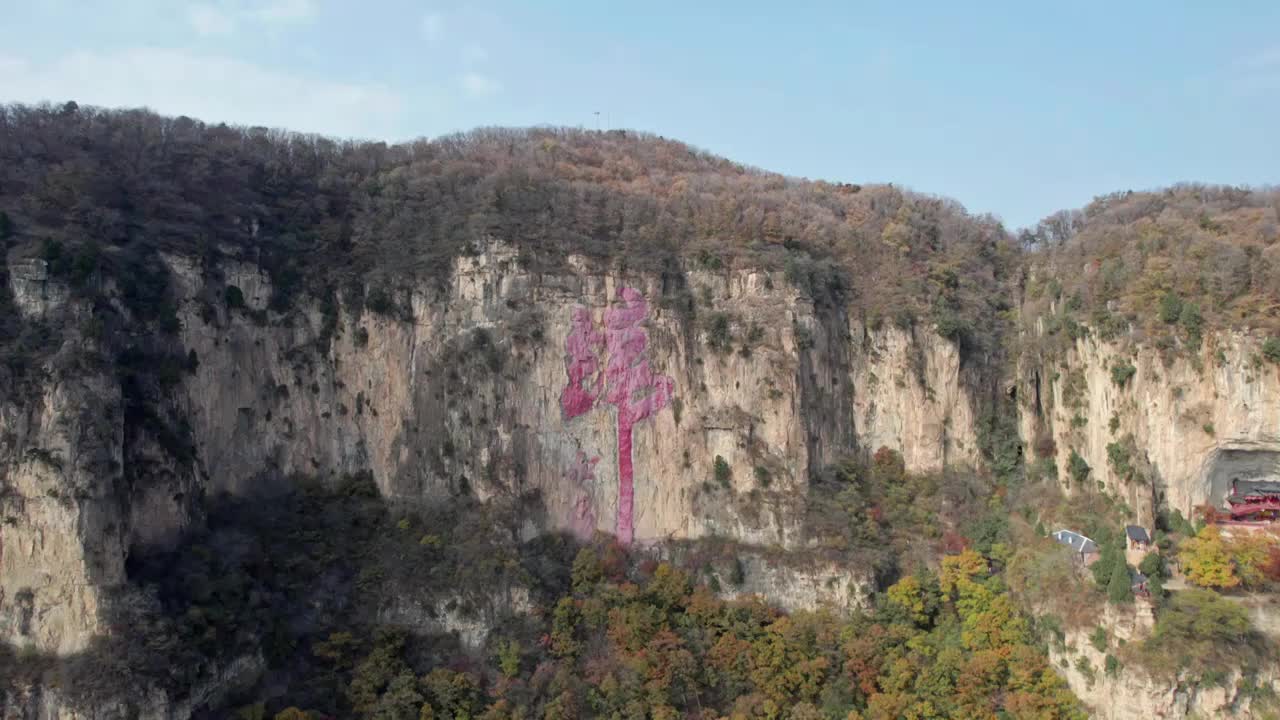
1067,450 -> 1090,486
224,285 -> 246,310
1158,292 -> 1183,325
1106,439 -> 1134,479
1090,538 -> 1124,587
1141,589 -> 1264,678
1089,626 -> 1108,651
712,455 -> 731,487
706,313 -> 733,354
1138,551 -> 1165,578
1264,337 -> 1280,364
1109,361 -> 1136,387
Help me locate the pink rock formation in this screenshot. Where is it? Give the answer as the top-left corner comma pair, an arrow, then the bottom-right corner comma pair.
559,288 -> 674,544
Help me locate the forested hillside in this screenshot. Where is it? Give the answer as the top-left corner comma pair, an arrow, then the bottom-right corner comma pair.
3,459 -> 1088,719
1021,185 -> 1280,356
0,102 -> 1017,365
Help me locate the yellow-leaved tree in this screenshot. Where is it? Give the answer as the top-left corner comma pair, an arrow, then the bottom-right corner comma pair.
1178,526 -> 1239,589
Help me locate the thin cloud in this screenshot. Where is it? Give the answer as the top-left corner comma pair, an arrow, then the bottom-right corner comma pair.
459,71 -> 501,98
184,0 -> 316,35
187,3 -> 236,35
462,45 -> 489,64
252,0 -> 316,23
0,48 -> 401,139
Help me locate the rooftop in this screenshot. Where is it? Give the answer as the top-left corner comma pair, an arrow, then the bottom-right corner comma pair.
1233,479 -> 1280,497
1052,529 -> 1099,555
1125,525 -> 1151,544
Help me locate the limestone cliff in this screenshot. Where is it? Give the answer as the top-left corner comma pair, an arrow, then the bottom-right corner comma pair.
1050,622 -> 1280,719
169,244 -> 977,549
0,260 -> 127,655
0,242 -> 982,657
1019,328 -> 1280,525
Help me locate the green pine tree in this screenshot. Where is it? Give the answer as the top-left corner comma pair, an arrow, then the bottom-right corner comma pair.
1146,574 -> 1164,604
1107,559 -> 1133,604
1138,551 -> 1163,578
1091,541 -> 1120,586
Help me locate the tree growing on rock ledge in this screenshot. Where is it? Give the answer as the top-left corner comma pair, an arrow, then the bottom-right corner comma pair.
1107,559 -> 1134,604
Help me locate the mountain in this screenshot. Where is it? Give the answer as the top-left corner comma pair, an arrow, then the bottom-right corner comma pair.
0,102 -> 1277,719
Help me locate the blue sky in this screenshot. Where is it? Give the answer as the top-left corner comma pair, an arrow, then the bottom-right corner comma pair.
2,0 -> 1278,227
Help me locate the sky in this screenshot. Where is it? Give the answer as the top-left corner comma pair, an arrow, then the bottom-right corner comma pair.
1,1 -> 1278,228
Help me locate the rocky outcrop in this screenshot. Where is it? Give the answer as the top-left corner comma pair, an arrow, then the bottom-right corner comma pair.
851,324 -> 979,473
711,552 -> 874,614
1021,329 -> 1280,525
0,271 -> 126,654
1,241 -> 983,656
7,260 -> 70,322
167,242 -> 980,551
1051,623 -> 1280,720
377,585 -> 534,651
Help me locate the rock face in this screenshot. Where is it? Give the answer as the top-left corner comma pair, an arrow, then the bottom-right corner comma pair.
170,245 -> 981,551
10,237 -> 1280,717
1021,330 -> 1280,525
7,260 -> 70,321
712,552 -> 874,615
0,265 -> 127,655
0,242 -> 983,656
377,586 -> 534,652
1051,623 -> 1280,720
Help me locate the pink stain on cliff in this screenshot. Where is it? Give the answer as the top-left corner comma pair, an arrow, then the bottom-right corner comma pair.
560,306 -> 604,420
559,288 -> 673,545
566,450 -> 600,540
603,288 -> 673,545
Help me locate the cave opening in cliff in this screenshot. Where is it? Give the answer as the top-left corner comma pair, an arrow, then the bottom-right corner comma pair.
1200,447 -> 1280,510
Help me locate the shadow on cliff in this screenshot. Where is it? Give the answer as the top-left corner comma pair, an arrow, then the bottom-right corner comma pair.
0,472 -> 558,717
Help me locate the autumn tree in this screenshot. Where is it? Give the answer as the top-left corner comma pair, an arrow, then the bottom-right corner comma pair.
1179,526 -> 1240,589
549,597 -> 582,659
885,574 -> 939,627
1225,531 -> 1278,588
570,548 -> 602,595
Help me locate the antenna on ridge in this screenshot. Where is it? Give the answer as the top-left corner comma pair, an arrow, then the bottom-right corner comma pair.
594,111 -> 600,131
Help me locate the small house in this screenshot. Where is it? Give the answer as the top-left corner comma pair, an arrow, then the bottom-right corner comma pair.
1125,525 -> 1153,566
1052,529 -> 1100,565
1125,525 -> 1151,550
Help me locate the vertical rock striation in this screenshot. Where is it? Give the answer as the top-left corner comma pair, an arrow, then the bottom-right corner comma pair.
2,242 -> 985,655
